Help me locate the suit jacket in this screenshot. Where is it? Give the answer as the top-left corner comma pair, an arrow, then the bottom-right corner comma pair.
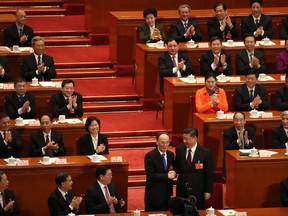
4,23 -> 34,47
234,83 -> 269,111
144,148 -> 174,211
0,56 -> 11,82
236,49 -> 266,75
48,188 -> 80,216
79,133 -> 109,155
29,130 -> 66,157
0,130 -> 22,158
5,92 -> 36,119
280,17 -> 288,39
207,17 -> 238,40
174,144 -> 214,209
195,86 -> 229,113
272,125 -> 288,148
223,126 -> 255,150
139,22 -> 167,44
276,50 -> 288,73
0,189 -> 20,216
86,181 -> 122,214
241,14 -> 273,40
276,86 -> 288,111
51,91 -> 83,118
21,53 -> 57,81
158,52 -> 194,95
200,50 -> 232,76
280,178 -> 288,207
169,19 -> 202,42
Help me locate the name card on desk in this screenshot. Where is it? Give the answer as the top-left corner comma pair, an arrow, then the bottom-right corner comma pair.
198,42 -> 209,48
235,212 -> 247,216
17,160 -> 29,166
230,77 -> 241,82
261,112 -> 273,118
55,159 -> 67,164
196,77 -> 205,83
111,156 -> 122,162
281,75 -> 286,81
3,84 -> 14,89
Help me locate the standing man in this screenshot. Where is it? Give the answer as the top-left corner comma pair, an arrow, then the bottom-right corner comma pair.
169,4 -> 202,42
0,56 -> 11,82
174,127 -> 214,210
86,165 -> 125,214
3,9 -> 34,47
0,170 -> 20,216
241,0 -> 272,40
5,77 -> 36,119
29,113 -> 66,157
271,111 -> 288,149
21,36 -> 57,81
158,39 -> 194,95
144,132 -> 176,211
0,113 -> 22,158
236,34 -> 266,75
208,2 -> 238,41
234,70 -> 269,111
48,172 -> 83,216
51,79 -> 83,118
276,74 -> 288,111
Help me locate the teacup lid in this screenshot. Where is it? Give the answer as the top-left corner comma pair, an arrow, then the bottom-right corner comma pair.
16,116 -> 23,120
32,77 -> 37,80
208,206 -> 214,210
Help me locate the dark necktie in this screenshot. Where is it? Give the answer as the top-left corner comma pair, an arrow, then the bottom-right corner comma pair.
249,89 -> 254,101
238,131 -> 244,149
172,56 -> 178,77
184,22 -> 188,31
19,96 -> 24,104
161,153 -> 167,170
38,55 -> 41,65
186,149 -> 192,166
65,193 -> 70,204
19,28 -> 23,37
45,134 -> 53,156
104,186 -> 116,213
66,98 -> 70,104
249,53 -> 253,63
255,19 -> 259,27
0,192 -> 6,208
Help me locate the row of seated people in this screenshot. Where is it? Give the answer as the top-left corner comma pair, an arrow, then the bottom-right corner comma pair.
138,1 -> 288,45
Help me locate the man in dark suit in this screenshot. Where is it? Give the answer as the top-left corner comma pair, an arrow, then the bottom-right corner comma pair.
144,132 -> 176,211
86,165 -> 125,214
0,56 -> 11,82
51,79 -> 83,118
174,127 -> 214,210
280,178 -> 288,207
241,0 -> 272,40
29,113 -> 66,157
3,10 -> 34,47
48,172 -> 83,216
0,113 -> 22,159
0,170 -> 20,216
158,39 -> 194,95
276,74 -> 288,111
169,4 -> 202,42
21,36 -> 56,81
200,36 -> 232,76
5,77 -> 36,119
234,70 -> 269,111
280,17 -> 288,39
272,111 -> 288,149
236,34 -> 266,75
208,2 -> 238,40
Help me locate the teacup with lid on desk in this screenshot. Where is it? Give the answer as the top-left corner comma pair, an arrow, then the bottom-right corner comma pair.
15,117 -> 24,125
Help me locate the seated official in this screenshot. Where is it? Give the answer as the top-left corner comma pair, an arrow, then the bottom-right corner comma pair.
280,17 -> 288,39
30,114 -> 66,157
5,77 -> 36,119
195,73 -> 228,113
139,8 -> 167,44
21,36 -> 56,81
234,70 -> 269,111
48,172 -> 82,216
168,197 -> 184,216
158,39 -> 194,95
51,79 -> 83,118
79,116 -> 109,155
280,178 -> 288,207
200,36 -> 232,76
240,0 -> 272,40
271,111 -> 288,149
0,56 -> 11,82
276,39 -> 288,74
169,4 -> 202,42
208,2 -> 238,41
0,113 -> 22,158
3,9 -> 34,47
236,33 -> 266,75
276,74 -> 288,111
86,165 -> 125,214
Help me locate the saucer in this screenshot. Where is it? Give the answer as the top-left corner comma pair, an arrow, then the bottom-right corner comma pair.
284,153 -> 288,156
186,44 -> 198,48
58,120 -> 66,124
30,83 -> 40,87
258,78 -> 267,81
216,114 -> 227,119
15,123 -> 25,126
249,115 -> 260,118
10,50 -> 21,53
217,78 -> 228,83
41,161 -> 52,165
187,79 -> 197,83
91,160 -> 101,163
6,162 -> 17,166
156,46 -> 165,49
249,154 -> 259,157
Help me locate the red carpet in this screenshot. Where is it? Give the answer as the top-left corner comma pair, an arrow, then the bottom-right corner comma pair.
128,187 -> 145,211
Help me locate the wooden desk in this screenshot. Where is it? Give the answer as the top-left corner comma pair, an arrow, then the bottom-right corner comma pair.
226,149 -> 288,208
0,14 -> 14,46
110,8 -> 288,68
136,41 -> 284,100
193,111 -> 282,170
164,75 -> 285,135
1,155 -> 128,216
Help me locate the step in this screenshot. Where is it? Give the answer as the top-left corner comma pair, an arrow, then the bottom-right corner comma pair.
108,136 -> 156,149
0,0 -> 63,7
55,61 -> 113,69
128,175 -> 146,187
83,101 -> 143,113
44,36 -> 91,46
0,8 -> 66,16
83,95 -> 140,102
56,68 -> 116,79
37,30 -> 88,37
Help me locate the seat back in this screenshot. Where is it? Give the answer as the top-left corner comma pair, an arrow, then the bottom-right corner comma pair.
270,91 -> 276,110
205,182 -> 223,209
188,95 -> 196,126
261,128 -> 274,149
76,138 -> 81,155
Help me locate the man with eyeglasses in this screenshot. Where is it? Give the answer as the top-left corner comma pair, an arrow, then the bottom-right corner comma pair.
29,113 -> 66,157
144,132 -> 176,211
5,77 -> 36,119
271,111 -> 288,149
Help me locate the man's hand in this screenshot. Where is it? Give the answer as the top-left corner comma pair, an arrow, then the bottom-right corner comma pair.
4,200 -> 15,212
22,100 -> 30,113
70,196 -> 83,209
204,193 -> 211,200
168,170 -> 177,179
4,130 -> 12,143
20,34 -> 28,43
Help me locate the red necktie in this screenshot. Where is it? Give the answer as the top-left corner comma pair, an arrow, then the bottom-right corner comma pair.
1,192 -> 6,208
186,149 -> 192,166
104,186 -> 116,213
45,134 -> 53,156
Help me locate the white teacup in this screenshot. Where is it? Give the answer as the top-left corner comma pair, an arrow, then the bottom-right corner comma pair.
58,115 -> 66,122
131,210 -> 140,216
8,157 -> 16,165
286,148 -> 288,154
259,73 -> 266,80
92,154 -> 99,162
15,117 -> 24,125
227,39 -> 233,46
218,73 -> 226,81
280,40 -> 285,46
12,45 -> 19,52
250,148 -> 258,156
188,75 -> 195,82
188,40 -> 195,47
250,109 -> 258,117
43,156 -> 50,164
206,206 -> 215,216
32,77 -> 38,85
216,110 -> 224,118
156,40 -> 164,48
67,213 -> 75,216
263,37 -> 270,45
